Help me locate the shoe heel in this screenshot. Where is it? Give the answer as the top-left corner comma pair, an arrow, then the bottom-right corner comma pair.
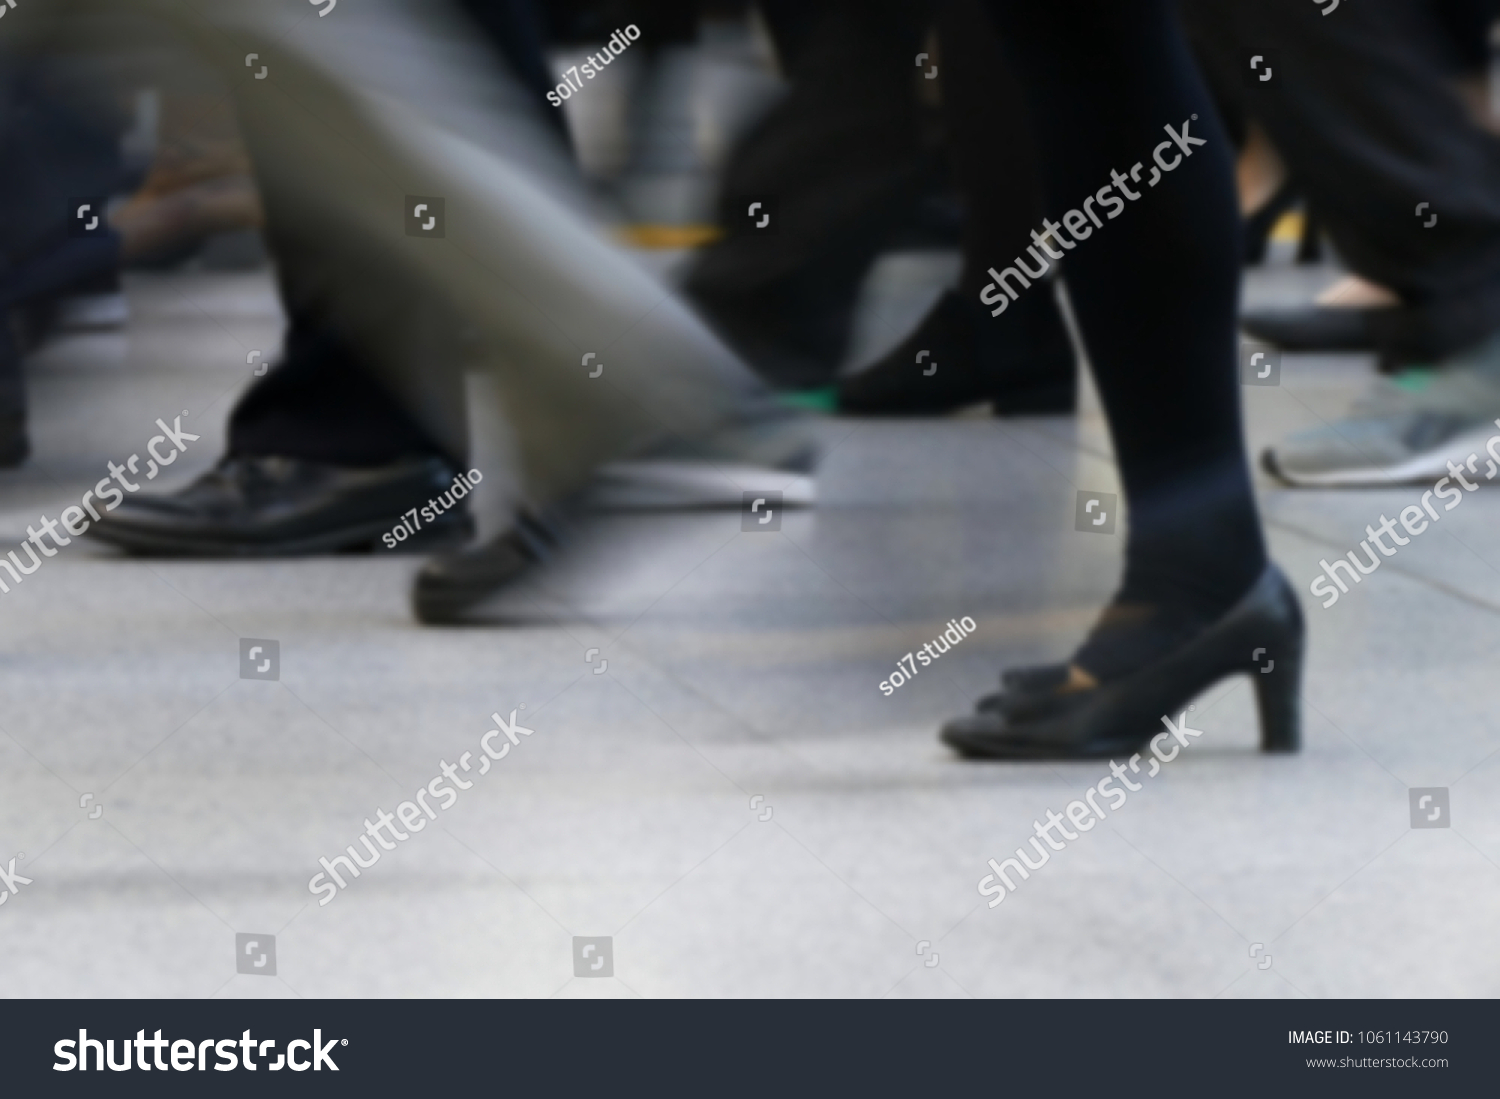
1251,643 -> 1302,753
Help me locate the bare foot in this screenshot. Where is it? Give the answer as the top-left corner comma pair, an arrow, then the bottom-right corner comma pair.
110,175 -> 263,263
1313,275 -> 1400,309
1237,123 -> 1286,216
1061,664 -> 1099,693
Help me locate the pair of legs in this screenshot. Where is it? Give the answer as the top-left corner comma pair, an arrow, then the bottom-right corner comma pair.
1186,0 -> 1500,362
1182,0 -> 1500,487
22,0 -> 1288,753
687,0 -> 1077,416
18,0 -> 801,522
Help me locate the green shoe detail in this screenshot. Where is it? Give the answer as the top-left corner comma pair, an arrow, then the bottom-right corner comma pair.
779,386 -> 839,413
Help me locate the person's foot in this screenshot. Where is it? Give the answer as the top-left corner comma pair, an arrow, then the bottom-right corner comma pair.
837,289 -> 1075,416
1240,275 -> 1402,354
1263,331 -> 1500,486
113,170 -> 263,270
412,511 -> 561,624
83,454 -> 472,556
940,565 -> 1304,760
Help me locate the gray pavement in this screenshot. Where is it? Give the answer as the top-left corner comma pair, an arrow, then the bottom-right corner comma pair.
2,258 -> 1498,999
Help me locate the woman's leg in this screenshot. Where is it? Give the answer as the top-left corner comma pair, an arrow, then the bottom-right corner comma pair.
984,0 -> 1267,682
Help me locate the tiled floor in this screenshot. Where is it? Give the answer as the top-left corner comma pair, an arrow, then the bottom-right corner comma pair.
1,257 -> 1497,998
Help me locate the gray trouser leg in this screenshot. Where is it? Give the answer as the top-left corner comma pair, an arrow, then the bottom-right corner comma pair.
22,0 -> 782,507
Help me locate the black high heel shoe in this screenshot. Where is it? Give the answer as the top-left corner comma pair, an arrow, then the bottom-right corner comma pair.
940,563 -> 1305,760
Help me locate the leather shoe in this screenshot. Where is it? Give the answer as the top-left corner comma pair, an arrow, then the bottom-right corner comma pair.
941,565 -> 1304,760
85,454 -> 471,556
1239,304 -> 1387,352
412,511 -> 561,624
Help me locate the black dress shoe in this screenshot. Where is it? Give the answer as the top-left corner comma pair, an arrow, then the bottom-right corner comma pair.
411,511 -> 561,624
940,564 -> 1304,760
1239,304 -> 1388,352
84,454 -> 471,556
974,663 -> 1069,713
837,289 -> 1075,416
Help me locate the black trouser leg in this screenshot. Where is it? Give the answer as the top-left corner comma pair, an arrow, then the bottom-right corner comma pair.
1182,0 -> 1500,361
685,0 -> 935,387
228,0 -> 561,470
227,309 -> 456,468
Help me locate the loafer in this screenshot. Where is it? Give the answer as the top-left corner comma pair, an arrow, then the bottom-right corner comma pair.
411,511 -> 561,624
1239,304 -> 1387,352
84,454 -> 471,556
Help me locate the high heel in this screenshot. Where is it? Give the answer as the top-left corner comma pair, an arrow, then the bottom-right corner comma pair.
1251,622 -> 1303,752
940,563 -> 1305,760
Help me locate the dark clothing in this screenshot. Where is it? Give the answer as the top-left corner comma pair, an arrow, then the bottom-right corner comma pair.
936,0 -> 1048,300
984,0 -> 1267,676
227,312 -> 454,468
230,0 -> 562,469
0,60 -> 132,420
1183,0 -> 1500,362
685,0 -> 939,387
